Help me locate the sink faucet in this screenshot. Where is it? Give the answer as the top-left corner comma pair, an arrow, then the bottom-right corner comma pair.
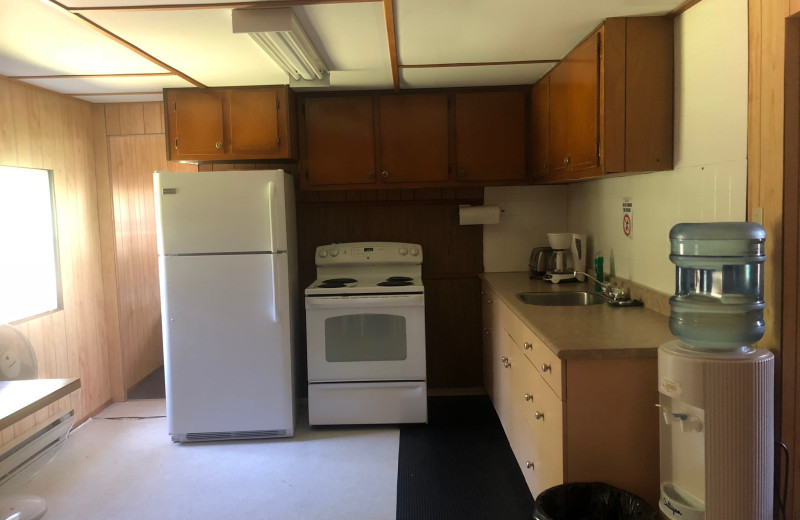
574,271 -> 627,302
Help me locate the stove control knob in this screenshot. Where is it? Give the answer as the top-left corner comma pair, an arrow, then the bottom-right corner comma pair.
399,247 -> 408,256
318,249 -> 328,258
410,247 -> 420,256
330,249 -> 339,257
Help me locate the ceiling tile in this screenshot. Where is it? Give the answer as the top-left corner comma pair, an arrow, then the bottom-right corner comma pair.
401,63 -> 554,89
0,0 -> 167,76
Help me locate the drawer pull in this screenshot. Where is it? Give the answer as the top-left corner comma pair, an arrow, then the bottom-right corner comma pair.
535,411 -> 545,420
523,342 -> 532,350
524,393 -> 533,402
541,363 -> 552,373
526,461 -> 534,470
484,328 -> 490,335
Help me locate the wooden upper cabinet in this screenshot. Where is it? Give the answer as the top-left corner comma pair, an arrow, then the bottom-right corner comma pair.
165,86 -> 295,162
565,33 -> 601,173
535,16 -> 673,183
531,78 -> 550,180
229,89 -> 285,156
378,93 -> 449,184
169,90 -> 225,158
454,90 -> 527,182
302,96 -> 377,188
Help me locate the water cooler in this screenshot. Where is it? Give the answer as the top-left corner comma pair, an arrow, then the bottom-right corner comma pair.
658,222 -> 774,520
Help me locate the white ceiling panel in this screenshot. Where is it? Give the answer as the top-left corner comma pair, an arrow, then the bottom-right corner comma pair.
396,0 -> 685,65
1,0 -> 689,102
22,74 -> 195,94
297,3 -> 389,71
400,63 -> 555,90
0,0 -> 166,76
83,8 -> 289,87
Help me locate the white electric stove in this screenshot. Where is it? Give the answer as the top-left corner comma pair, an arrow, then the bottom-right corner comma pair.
304,242 -> 427,425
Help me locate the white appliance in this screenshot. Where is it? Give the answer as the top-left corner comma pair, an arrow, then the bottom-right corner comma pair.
543,232 -> 586,283
658,223 -> 773,520
305,242 -> 427,425
154,170 -> 297,442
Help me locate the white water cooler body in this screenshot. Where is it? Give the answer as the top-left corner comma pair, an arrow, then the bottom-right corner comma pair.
658,341 -> 774,519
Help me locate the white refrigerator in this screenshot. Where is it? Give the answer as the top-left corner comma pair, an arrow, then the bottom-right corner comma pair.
154,170 -> 297,442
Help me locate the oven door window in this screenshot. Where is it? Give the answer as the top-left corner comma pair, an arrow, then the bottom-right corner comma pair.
325,314 -> 408,362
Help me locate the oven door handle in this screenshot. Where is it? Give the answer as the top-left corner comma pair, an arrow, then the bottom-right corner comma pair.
305,294 -> 424,309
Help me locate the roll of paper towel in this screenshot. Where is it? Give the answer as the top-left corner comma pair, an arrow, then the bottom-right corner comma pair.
459,205 -> 501,225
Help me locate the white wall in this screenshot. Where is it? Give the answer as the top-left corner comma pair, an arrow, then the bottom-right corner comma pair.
483,185 -> 568,272
484,0 -> 748,294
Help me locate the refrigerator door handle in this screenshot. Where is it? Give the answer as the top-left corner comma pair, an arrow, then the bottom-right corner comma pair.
270,258 -> 279,323
267,180 -> 277,252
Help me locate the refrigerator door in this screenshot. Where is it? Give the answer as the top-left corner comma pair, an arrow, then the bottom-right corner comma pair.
154,170 -> 288,255
160,252 -> 294,436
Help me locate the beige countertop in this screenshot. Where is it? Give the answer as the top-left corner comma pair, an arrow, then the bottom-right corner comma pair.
480,272 -> 676,360
0,377 -> 80,431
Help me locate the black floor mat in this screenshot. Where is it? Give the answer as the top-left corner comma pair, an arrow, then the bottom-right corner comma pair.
397,395 -> 535,520
127,366 -> 165,400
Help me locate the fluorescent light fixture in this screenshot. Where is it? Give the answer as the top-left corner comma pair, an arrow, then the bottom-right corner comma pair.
233,8 -> 329,82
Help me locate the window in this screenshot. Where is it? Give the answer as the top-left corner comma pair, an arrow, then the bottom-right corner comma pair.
0,166 -> 61,323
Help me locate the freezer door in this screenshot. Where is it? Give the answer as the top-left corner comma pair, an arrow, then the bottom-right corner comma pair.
159,253 -> 294,435
154,170 -> 288,255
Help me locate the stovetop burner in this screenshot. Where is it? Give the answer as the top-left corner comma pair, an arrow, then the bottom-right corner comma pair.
318,277 -> 357,289
377,276 -> 415,286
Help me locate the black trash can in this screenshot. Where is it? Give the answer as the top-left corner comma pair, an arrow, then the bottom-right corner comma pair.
533,482 -> 658,520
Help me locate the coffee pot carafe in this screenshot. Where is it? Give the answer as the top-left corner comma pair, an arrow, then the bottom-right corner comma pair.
544,233 -> 586,283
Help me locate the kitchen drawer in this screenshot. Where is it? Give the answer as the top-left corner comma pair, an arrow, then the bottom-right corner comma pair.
509,354 -> 564,496
529,339 -> 562,400
497,301 -> 563,399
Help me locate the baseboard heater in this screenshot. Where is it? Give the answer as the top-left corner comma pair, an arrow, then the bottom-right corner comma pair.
0,411 -> 74,490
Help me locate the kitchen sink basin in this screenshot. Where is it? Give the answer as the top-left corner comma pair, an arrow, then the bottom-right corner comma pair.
516,291 -> 607,306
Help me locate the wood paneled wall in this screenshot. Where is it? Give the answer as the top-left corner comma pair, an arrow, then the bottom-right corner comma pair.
749,0 -> 800,516
96,103 -> 196,397
0,76 -> 110,436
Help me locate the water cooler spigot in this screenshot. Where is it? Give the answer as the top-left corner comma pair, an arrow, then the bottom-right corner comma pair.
656,404 -> 704,432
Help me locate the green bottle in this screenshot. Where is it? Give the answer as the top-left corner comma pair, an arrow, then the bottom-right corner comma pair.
594,253 -> 604,291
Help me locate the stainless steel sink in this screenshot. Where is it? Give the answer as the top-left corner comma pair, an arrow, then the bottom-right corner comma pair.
516,291 -> 607,306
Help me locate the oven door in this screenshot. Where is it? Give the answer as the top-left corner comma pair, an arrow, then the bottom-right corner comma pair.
305,293 -> 426,382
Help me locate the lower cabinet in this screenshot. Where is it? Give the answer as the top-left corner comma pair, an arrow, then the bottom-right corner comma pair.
481,283 -> 660,506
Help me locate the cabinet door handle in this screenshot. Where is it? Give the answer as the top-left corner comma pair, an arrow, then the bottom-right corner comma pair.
523,342 -> 532,350
483,328 -> 490,335
215,142 -> 223,149
524,393 -> 533,402
526,461 -> 534,470
535,411 -> 545,420
381,170 -> 389,178
541,363 -> 552,373
486,298 -> 492,304
368,171 -> 375,178
457,169 -> 466,179
563,156 -> 570,165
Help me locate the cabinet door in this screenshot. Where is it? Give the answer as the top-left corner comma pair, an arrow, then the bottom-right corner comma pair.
531,78 -> 550,180
170,90 -> 225,159
378,94 -> 449,184
566,32 -> 601,173
548,64 -> 569,177
454,90 -> 527,182
229,88 -> 287,157
303,96 -> 377,187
